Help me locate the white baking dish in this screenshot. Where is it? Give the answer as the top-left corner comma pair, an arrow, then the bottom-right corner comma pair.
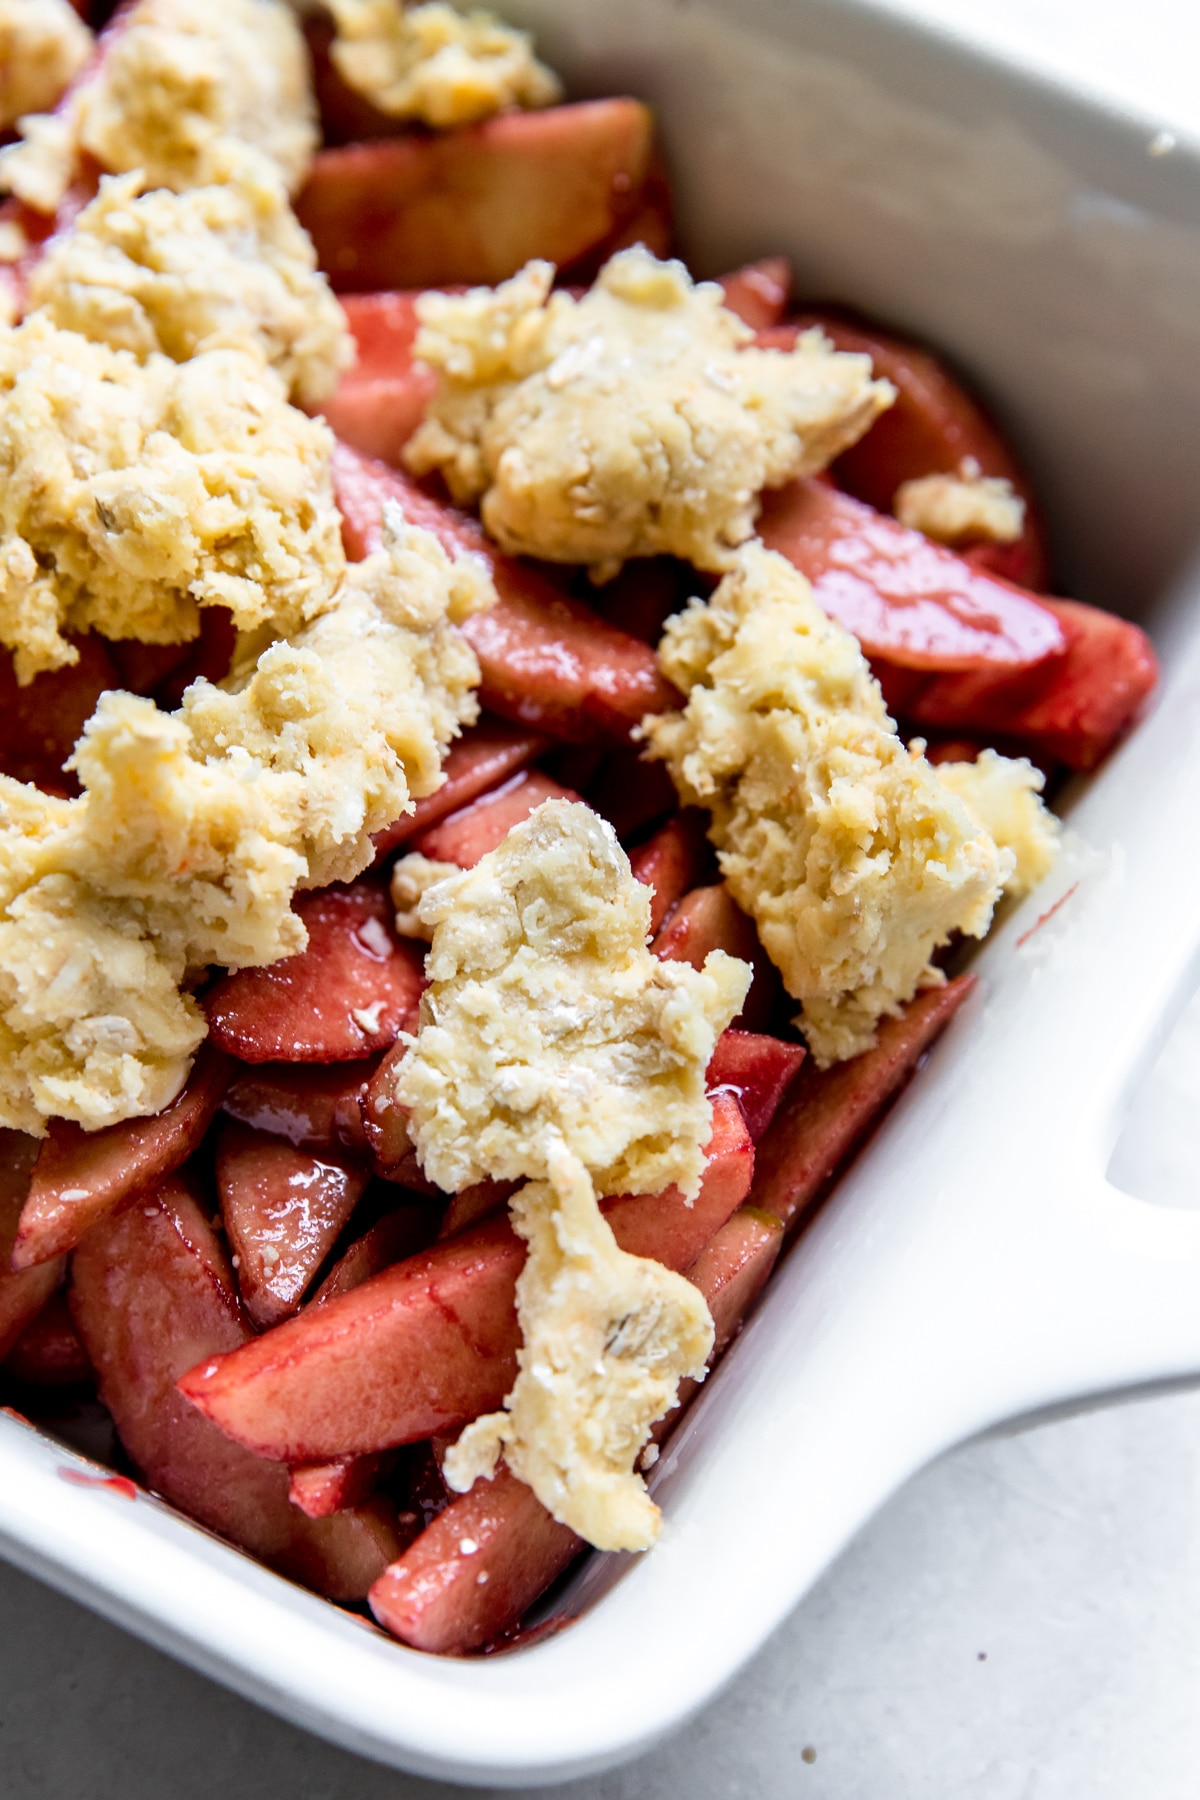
4,0 -> 1200,1785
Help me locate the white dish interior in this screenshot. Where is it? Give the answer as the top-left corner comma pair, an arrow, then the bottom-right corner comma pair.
4,0 -> 1200,1785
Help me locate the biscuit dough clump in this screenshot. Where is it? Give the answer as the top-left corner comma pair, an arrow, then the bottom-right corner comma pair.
0,313 -> 345,683
329,0 -> 561,128
395,797 -> 750,1200
933,748 -> 1059,898
894,459 -> 1025,546
642,542 -> 1053,1065
406,248 -> 895,579
0,502 -> 491,1134
0,0 -> 316,212
0,0 -> 91,133
29,159 -> 354,405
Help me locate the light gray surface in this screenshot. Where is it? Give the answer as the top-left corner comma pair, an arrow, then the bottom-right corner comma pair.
6,1 -> 1200,1793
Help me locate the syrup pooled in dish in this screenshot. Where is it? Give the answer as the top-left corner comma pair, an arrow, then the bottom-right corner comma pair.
0,0 -> 1157,1658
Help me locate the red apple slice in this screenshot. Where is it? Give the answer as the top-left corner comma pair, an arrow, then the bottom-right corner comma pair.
3,1291 -> 92,1387
367,1203 -> 782,1652
332,442 -> 680,743
907,597 -> 1158,771
560,158 -> 675,278
653,883 -> 782,1033
318,368 -> 438,469
706,1029 -> 806,1142
782,311 -> 1051,591
204,881 -> 425,1063
758,478 -> 1064,673
752,974 -> 976,1231
221,1059 -> 376,1154
215,1121 -> 369,1330
372,719 -> 547,860
410,769 -> 577,869
0,1132 -> 64,1360
0,634 -> 119,789
70,1176 -> 402,1597
176,1093 -> 753,1462
585,556 -> 694,647
627,812 -> 711,935
718,257 -> 791,329
297,99 -> 655,292
13,1043 -> 232,1269
583,742 -> 680,842
288,1452 -> 392,1521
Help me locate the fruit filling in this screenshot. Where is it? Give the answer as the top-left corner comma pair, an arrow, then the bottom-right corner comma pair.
0,0 -> 1159,1657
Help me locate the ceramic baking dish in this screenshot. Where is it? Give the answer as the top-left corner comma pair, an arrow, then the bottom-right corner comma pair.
4,0 -> 1200,1784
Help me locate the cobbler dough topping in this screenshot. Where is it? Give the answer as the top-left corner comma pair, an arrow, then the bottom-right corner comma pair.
406,248 -> 895,579
402,799 -> 743,1550
0,0 -> 91,134
894,459 -> 1025,546
0,313 -> 345,683
329,0 -> 561,128
444,1143 -> 714,1553
0,502 -> 491,1134
394,797 -> 750,1199
390,850 -> 460,938
933,748 -> 1059,898
0,0 -> 317,212
643,542 -> 1023,1066
29,157 -> 354,405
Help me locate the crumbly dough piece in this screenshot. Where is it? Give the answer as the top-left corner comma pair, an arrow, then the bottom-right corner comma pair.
29,158 -> 353,405
0,0 -> 316,212
406,248 -> 894,579
445,1144 -> 713,1552
390,850 -> 460,938
643,542 -> 1031,1066
0,502 -> 491,1133
394,797 -> 749,1199
0,313 -> 345,683
933,748 -> 1059,898
0,0 -> 91,133
894,458 -> 1025,546
329,0 -> 561,128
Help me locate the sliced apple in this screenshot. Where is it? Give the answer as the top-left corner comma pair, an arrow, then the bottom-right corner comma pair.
0,1132 -> 64,1360
3,1291 -> 92,1388
14,1044 -> 231,1269
410,768 -> 577,869
70,1176 -> 402,1598
705,1029 -> 806,1142
332,442 -> 680,743
0,634 -> 119,789
221,1059 -> 376,1155
718,257 -> 791,329
297,99 -> 655,292
372,718 -> 547,860
653,883 -> 782,1033
752,975 -> 976,1231
215,1122 -> 369,1330
204,881 -> 425,1063
176,1093 -> 752,1463
627,812 -> 711,935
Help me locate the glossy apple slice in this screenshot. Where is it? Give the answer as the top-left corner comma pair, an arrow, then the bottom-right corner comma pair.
367,1204 -> 783,1652
782,311 -> 1051,591
410,769 -> 577,869
371,719 -> 546,861
176,1093 -> 753,1462
70,1176 -> 401,1598
653,883 -> 782,1033
215,1122 -> 369,1330
205,881 -> 425,1063
13,1044 -> 232,1269
752,975 -> 976,1231
706,1029 -> 806,1142
758,478 -> 1064,673
0,634 -> 119,789
907,597 -> 1158,771
0,1132 -> 64,1360
627,812 -> 711,935
221,1059 -> 376,1155
3,1291 -> 92,1387
718,257 -> 791,329
297,99 -> 654,292
332,443 -> 679,743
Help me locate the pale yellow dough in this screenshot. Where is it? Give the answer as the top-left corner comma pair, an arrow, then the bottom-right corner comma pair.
390,850 -> 460,939
30,159 -> 354,405
933,748 -> 1060,898
0,0 -> 91,134
0,0 -> 316,211
642,542 -> 1057,1066
406,248 -> 895,579
0,502 -> 491,1134
394,797 -> 750,1201
894,459 -> 1025,546
0,313 -> 345,683
329,0 -> 561,128
445,1144 -> 714,1553
402,798 -> 745,1551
